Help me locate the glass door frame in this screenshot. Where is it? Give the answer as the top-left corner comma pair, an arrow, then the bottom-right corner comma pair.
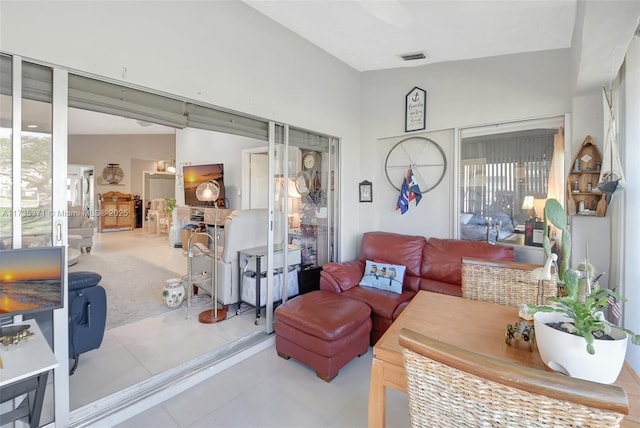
5,54 -> 339,421
265,123 -> 340,333
6,54 -> 70,426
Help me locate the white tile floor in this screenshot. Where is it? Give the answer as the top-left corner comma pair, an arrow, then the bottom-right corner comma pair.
69,306 -> 264,409
69,228 -> 263,409
115,347 -> 410,428
69,228 -> 410,427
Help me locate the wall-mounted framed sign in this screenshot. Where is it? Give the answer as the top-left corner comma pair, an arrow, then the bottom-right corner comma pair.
359,180 -> 373,203
405,86 -> 426,132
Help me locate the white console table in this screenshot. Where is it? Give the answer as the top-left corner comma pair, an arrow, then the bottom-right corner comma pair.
0,320 -> 58,428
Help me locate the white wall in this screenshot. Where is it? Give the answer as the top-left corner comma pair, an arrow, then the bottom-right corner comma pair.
621,36 -> 640,372
146,174 -> 175,201
68,134 -> 175,196
4,0 -> 639,374
132,158 -> 164,197
0,0 -> 362,257
175,128 -> 265,210
359,50 -> 572,244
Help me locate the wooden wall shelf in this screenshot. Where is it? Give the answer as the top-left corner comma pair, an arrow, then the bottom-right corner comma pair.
567,136 -> 607,217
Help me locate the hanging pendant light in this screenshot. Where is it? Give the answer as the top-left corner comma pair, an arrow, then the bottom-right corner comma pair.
195,180 -> 220,203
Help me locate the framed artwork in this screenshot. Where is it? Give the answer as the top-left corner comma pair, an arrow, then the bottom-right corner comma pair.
359,180 -> 373,203
405,86 -> 426,132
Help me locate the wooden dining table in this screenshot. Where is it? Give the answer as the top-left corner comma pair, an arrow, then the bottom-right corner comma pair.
368,290 -> 640,427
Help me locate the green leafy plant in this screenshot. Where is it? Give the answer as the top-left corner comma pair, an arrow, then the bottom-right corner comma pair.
164,197 -> 176,216
541,198 -> 571,283
530,198 -> 640,354
529,269 -> 640,354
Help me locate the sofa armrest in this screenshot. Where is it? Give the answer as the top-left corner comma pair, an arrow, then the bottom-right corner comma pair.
68,271 -> 102,291
319,260 -> 365,293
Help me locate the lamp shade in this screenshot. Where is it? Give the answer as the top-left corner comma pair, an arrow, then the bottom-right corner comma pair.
521,195 -> 534,210
196,180 -> 220,202
287,178 -> 301,198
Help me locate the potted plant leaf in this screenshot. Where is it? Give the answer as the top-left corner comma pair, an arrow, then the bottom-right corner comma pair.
528,198 -> 640,384
164,197 -> 176,217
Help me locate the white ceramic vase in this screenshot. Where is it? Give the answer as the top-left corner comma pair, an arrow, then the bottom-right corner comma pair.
163,278 -> 185,309
534,311 -> 627,384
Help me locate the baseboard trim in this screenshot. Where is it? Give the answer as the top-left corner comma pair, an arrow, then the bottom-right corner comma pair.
69,331 -> 275,427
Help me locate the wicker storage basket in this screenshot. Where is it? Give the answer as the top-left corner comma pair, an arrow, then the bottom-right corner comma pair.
462,258 -> 557,306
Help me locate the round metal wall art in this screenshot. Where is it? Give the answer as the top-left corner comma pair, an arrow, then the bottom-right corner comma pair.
384,136 -> 447,193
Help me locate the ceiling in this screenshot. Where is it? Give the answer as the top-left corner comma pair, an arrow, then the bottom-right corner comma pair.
68,108 -> 174,135
243,0 -> 577,72
64,1 -> 638,135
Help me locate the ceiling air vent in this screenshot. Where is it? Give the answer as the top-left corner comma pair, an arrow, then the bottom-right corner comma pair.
400,51 -> 427,61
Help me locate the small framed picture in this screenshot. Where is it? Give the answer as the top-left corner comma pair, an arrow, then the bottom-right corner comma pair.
405,86 -> 426,132
359,180 -> 373,203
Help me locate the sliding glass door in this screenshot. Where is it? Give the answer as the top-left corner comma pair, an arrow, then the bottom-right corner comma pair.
0,54 -> 69,426
265,123 -> 339,331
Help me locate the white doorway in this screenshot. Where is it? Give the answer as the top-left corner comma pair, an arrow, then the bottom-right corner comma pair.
250,152 -> 268,208
68,164 -> 94,218
142,171 -> 175,226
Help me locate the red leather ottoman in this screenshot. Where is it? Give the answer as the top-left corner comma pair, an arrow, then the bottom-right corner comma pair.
275,290 -> 372,382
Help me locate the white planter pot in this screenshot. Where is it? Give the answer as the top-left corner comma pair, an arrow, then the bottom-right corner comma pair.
534,311 -> 627,384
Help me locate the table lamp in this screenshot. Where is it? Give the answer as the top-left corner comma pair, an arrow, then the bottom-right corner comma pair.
522,195 -> 535,220
194,180 -> 226,323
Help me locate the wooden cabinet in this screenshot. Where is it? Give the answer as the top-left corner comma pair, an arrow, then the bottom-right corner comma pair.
567,136 -> 607,217
98,191 -> 135,231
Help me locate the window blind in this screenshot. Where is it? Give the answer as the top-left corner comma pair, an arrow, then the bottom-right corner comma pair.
68,74 -> 269,140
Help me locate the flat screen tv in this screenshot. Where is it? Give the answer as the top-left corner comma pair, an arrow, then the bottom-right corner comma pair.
0,246 -> 65,320
183,163 -> 226,207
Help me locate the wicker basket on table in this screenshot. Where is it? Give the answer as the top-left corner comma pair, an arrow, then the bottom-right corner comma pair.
462,257 -> 557,306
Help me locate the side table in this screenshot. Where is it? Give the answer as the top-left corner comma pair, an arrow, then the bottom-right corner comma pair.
237,244 -> 302,324
0,320 -> 58,428
298,264 -> 322,295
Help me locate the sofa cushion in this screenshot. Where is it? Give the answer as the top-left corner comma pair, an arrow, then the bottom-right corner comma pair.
69,227 -> 94,239
68,205 -> 85,228
418,277 -> 463,297
359,260 -> 405,294
421,238 -> 515,285
359,232 -> 426,278
343,286 -> 415,320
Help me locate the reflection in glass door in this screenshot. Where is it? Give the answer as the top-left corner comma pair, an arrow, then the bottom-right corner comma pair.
288,128 -> 337,268
265,123 -> 289,333
265,124 -> 339,332
20,62 -> 53,246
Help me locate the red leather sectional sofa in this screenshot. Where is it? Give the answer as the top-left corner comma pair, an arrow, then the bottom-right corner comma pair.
320,231 -> 515,344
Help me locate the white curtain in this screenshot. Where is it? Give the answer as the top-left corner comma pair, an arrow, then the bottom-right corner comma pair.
544,127 -> 565,205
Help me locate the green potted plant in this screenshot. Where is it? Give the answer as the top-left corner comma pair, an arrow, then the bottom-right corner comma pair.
528,198 -> 640,384
164,197 -> 176,217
